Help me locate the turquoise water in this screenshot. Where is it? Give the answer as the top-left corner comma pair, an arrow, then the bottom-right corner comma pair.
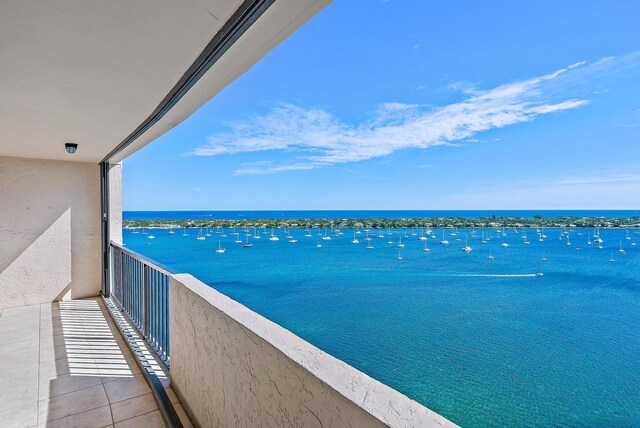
125,226 -> 640,427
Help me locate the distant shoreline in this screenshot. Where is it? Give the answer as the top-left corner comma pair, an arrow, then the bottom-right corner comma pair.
123,215 -> 640,229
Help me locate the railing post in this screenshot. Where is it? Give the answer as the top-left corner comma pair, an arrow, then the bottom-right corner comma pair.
143,264 -> 150,338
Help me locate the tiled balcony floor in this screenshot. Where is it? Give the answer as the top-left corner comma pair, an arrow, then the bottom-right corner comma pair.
0,298 -> 190,427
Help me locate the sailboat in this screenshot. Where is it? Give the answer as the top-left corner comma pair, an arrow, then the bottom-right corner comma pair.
626,230 -> 631,240
167,228 -> 175,235
439,230 -> 449,245
196,227 -> 206,240
269,228 -> 279,241
536,266 -> 544,277
462,235 -> 472,252
316,239 -> 322,248
609,253 -> 615,263
541,252 -> 548,262
215,240 -> 225,254
220,227 -> 227,238
351,231 -> 359,244
398,237 -> 405,248
366,240 -> 374,249
253,228 -> 261,239
587,234 -> 592,245
304,229 -> 312,237
205,227 -> 212,237
487,249 -> 494,260
322,228 -> 331,240
182,227 -> 189,237
288,233 -> 298,243
423,240 -> 430,252
243,235 -> 252,248
619,240 -> 625,254
397,248 -> 403,260
565,235 -> 571,247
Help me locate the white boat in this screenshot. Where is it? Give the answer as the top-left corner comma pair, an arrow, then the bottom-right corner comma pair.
609,253 -> 615,263
536,267 -> 544,277
322,228 -> 331,240
205,227 -> 212,237
316,239 -> 322,248
501,242 -> 509,247
397,248 -> 403,260
269,228 -> 279,241
147,234 -> 155,239
423,240 -> 430,252
626,230 -> 631,240
462,235 -> 472,252
215,240 -> 225,253
243,235 -> 253,248
487,249 -> 494,260
398,237 -> 405,248
351,232 -> 359,244
439,230 -> 449,245
182,227 -> 189,237
541,252 -> 548,262
167,229 -> 175,235
196,228 -> 206,240
619,240 -> 625,254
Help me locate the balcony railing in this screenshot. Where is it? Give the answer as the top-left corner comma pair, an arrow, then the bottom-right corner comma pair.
110,241 -> 174,365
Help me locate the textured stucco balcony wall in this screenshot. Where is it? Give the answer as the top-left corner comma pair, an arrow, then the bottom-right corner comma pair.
170,273 -> 456,428
0,156 -> 102,308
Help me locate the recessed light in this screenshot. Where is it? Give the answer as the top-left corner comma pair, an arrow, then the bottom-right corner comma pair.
65,143 -> 78,154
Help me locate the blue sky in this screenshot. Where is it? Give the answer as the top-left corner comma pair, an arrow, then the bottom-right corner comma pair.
123,0 -> 640,210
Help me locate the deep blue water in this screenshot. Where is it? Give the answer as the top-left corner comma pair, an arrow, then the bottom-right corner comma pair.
124,222 -> 640,427
124,209 -> 640,221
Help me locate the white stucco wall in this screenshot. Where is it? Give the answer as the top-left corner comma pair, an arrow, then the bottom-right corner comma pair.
0,156 -> 102,308
170,273 -> 456,428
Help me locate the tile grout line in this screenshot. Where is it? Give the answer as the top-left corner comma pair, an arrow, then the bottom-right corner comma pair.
114,407 -> 160,425
45,403 -> 112,425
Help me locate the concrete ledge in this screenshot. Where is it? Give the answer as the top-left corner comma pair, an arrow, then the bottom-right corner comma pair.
169,273 -> 456,428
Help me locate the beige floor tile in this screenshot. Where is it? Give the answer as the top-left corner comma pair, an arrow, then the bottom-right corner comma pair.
0,401 -> 38,428
114,410 -> 164,428
39,372 -> 102,400
41,404 -> 113,428
110,393 -> 158,423
104,373 -> 151,404
0,377 -> 38,413
38,384 -> 108,422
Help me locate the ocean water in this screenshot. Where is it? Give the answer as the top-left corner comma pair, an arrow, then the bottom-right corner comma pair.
124,223 -> 640,427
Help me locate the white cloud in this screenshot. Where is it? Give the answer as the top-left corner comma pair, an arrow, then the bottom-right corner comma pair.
188,60 -> 610,175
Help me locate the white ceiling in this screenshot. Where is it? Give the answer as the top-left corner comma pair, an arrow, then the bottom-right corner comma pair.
0,0 -> 330,163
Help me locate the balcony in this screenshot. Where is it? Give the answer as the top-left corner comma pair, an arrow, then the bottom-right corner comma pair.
0,1 -> 455,426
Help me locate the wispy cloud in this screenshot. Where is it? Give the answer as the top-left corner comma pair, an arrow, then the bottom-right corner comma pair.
188,56 -> 637,175
553,174 -> 640,186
